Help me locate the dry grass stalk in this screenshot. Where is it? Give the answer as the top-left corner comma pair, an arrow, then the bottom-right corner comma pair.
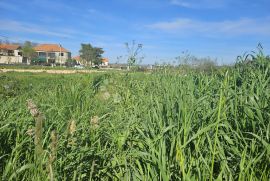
67,120 -> 76,146
48,130 -> 57,181
50,130 -> 57,163
27,99 -> 44,156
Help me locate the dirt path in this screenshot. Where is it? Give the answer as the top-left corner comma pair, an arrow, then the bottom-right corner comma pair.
0,68 -> 104,74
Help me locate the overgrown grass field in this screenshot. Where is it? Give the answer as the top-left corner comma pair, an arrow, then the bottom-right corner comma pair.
0,52 -> 269,180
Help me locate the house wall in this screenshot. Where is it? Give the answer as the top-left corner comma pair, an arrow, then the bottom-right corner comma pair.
0,50 -> 9,56
14,50 -> 22,56
36,51 -> 71,64
0,56 -> 23,64
55,52 -> 71,64
101,62 -> 109,66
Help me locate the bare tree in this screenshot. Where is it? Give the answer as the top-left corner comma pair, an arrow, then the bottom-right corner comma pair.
125,40 -> 143,70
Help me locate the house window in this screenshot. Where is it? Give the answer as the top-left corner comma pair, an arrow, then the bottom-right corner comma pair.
18,52 -> 22,56
38,52 -> 46,58
48,52 -> 56,58
8,50 -> 14,56
59,52 -> 64,56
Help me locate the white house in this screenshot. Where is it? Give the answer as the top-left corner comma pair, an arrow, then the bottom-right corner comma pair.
0,44 -> 24,64
101,58 -> 109,66
34,44 -> 71,65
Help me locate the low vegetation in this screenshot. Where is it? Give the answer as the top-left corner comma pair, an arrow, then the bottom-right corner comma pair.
0,49 -> 269,180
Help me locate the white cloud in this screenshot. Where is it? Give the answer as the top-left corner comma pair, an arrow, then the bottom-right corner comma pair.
170,0 -> 193,7
147,17 -> 270,36
83,8 -> 126,23
0,20 -> 73,38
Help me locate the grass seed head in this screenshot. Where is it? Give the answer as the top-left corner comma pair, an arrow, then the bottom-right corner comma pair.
90,116 -> 99,129
26,128 -> 34,136
102,91 -> 110,100
27,99 -> 40,117
69,120 -> 76,135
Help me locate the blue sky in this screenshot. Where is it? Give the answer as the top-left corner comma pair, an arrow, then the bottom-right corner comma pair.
0,0 -> 270,64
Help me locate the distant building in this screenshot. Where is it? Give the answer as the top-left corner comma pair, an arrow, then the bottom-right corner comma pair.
34,44 -> 71,65
0,43 -> 72,65
0,44 -> 24,64
101,58 -> 109,66
72,56 -> 85,65
72,56 -> 109,66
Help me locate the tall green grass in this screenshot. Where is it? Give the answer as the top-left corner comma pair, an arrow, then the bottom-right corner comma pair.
0,51 -> 269,180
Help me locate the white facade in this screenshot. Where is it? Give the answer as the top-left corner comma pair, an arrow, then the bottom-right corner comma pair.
0,45 -> 24,64
101,61 -> 109,66
0,44 -> 71,65
36,51 -> 71,64
0,56 -> 23,64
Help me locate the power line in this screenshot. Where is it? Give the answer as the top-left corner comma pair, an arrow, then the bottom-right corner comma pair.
0,35 -> 9,42
0,34 -> 24,43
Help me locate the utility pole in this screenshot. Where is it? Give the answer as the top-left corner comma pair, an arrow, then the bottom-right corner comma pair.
59,44 -> 62,66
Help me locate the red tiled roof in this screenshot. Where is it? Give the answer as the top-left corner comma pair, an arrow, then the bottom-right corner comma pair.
34,44 -> 70,52
73,56 -> 80,61
0,44 -> 21,50
102,58 -> 109,63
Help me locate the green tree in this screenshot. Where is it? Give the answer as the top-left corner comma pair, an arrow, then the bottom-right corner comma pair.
79,43 -> 104,66
22,41 -> 36,64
